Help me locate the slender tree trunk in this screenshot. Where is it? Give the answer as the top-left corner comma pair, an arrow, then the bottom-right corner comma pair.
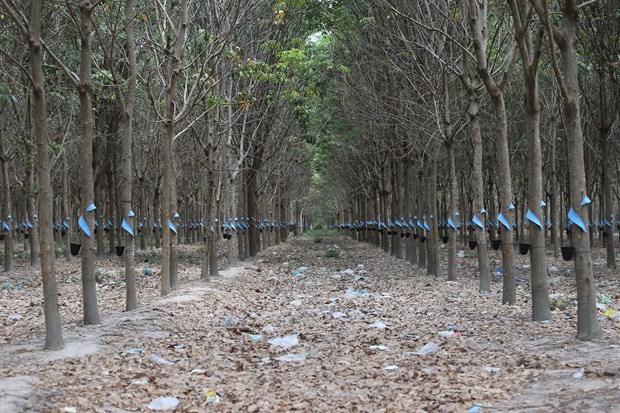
29,0 -> 64,348
447,140 -> 458,281
0,128 -> 13,273
554,5 -> 601,338
161,0 -> 188,296
468,92 -> 492,295
79,2 -> 100,325
122,0 -> 137,310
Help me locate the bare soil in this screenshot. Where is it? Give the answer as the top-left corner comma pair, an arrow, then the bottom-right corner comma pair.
1,235 -> 619,412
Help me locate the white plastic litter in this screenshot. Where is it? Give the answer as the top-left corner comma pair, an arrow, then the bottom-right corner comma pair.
438,331 -> 455,338
572,368 -> 585,379
275,353 -> 307,362
289,299 -> 303,306
344,269 -> 355,275
191,369 -> 207,374
268,334 -> 299,348
403,342 -> 439,357
384,365 -> 399,370
369,345 -> 389,351
332,312 -> 347,318
370,320 -> 387,330
148,397 -> 180,411
484,367 -> 501,373
149,354 -> 174,366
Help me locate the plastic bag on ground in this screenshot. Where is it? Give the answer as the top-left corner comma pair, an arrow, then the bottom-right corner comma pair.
268,334 -> 299,348
148,397 -> 179,411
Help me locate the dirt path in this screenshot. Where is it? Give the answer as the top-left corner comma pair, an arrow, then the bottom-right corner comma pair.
1,235 -> 619,412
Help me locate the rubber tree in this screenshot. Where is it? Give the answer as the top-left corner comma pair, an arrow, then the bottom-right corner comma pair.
466,0 -> 518,297
508,0 -> 551,320
529,0 -> 602,339
0,0 -> 64,349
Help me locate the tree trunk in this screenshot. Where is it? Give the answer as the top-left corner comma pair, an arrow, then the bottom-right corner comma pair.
122,0 -> 137,310
161,0 -> 188,296
79,2 -> 100,325
554,5 -> 601,339
0,128 -> 13,273
468,91 -> 491,296
29,0 -> 64,348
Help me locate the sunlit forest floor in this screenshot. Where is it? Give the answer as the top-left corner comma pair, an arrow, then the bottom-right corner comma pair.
1,233 -> 620,412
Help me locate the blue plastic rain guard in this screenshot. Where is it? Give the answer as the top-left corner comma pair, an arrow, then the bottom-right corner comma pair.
472,215 -> 484,230
85,203 -> 96,212
173,212 -> 180,218
423,220 -> 430,231
539,200 -> 546,207
78,216 -> 92,237
122,218 -> 134,238
568,208 -> 588,233
508,203 -> 515,210
128,210 -> 136,217
581,196 -> 591,206
26,220 -> 33,228
168,219 -> 177,234
527,209 -> 543,230
448,217 -> 457,230
498,212 -> 511,231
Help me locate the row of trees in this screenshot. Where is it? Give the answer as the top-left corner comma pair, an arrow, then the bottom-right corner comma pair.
0,0 -> 319,349
312,0 -> 619,340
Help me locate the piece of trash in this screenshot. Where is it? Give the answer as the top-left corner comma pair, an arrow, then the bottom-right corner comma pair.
143,267 -> 151,276
604,309 -> 618,318
124,348 -> 145,354
289,299 -> 303,306
404,334 -> 419,340
276,353 -> 307,362
369,345 -> 389,351
496,267 -> 505,274
291,270 -> 301,276
248,334 -> 262,341
63,408 -> 77,413
599,298 -> 612,304
269,334 -> 299,348
332,312 -> 347,318
296,266 -> 311,272
1,282 -> 13,290
356,264 -> 365,270
334,392 -> 351,398
515,277 -> 523,283
484,367 -> 500,373
13,285 -> 22,291
548,266 -> 560,273
7,314 -> 21,321
262,325 -> 276,333
148,396 -> 179,411
225,316 -> 238,326
370,320 -> 387,330
205,389 -> 220,403
384,365 -> 399,370
346,287 -> 365,297
405,342 -> 439,356
344,269 -> 355,275
438,331 -> 455,338
572,368 -> 585,379
445,281 -> 458,285
421,367 -> 433,375
133,379 -> 149,385
596,303 -> 607,311
467,404 -> 483,413
149,354 -> 174,366
447,324 -> 458,330
191,369 -> 207,374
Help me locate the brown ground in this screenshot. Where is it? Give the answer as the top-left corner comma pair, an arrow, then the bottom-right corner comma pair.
1,234 -> 619,412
